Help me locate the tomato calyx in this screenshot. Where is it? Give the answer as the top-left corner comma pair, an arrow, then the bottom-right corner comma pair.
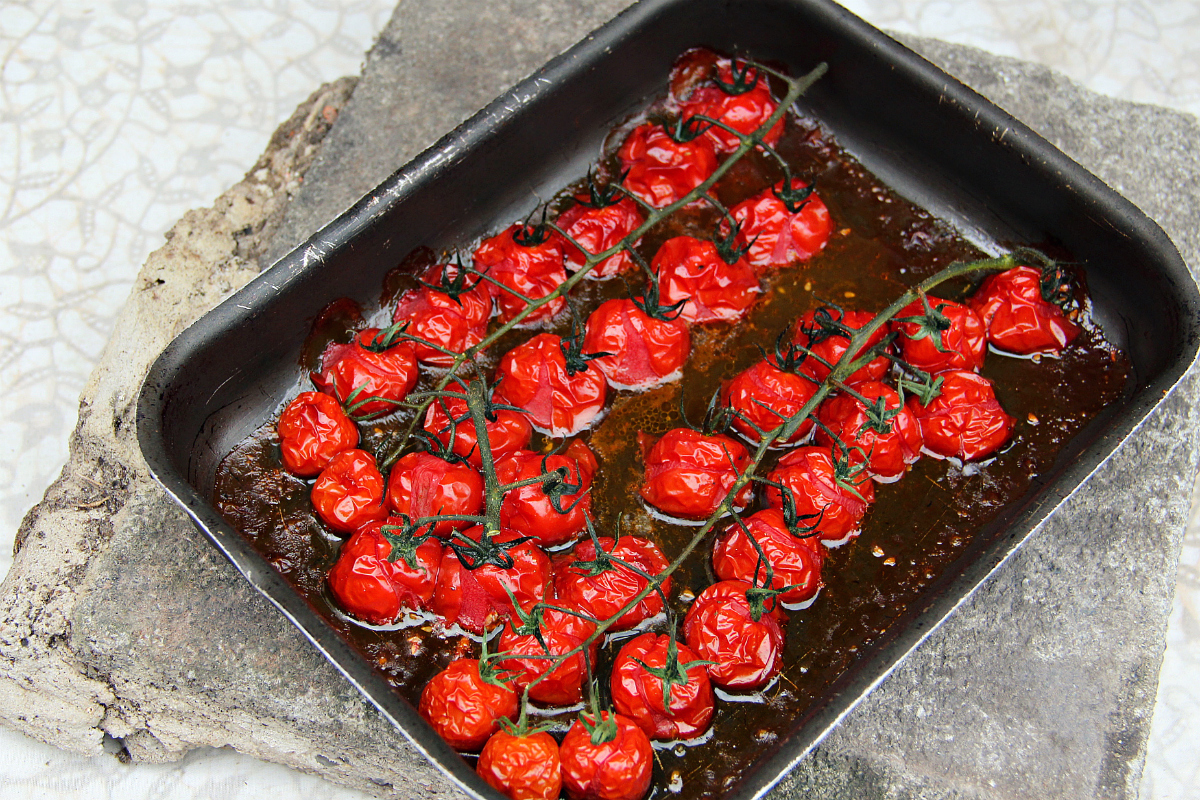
830,446 -> 872,502
379,516 -> 436,569
628,624 -> 713,712
760,331 -> 814,375
416,257 -> 481,305
743,584 -> 789,621
896,370 -> 944,407
448,528 -> 534,571
536,452 -> 589,516
559,310 -> 610,376
576,168 -> 628,209
579,708 -> 619,746
753,478 -> 825,539
893,290 -> 954,353
412,426 -> 472,466
477,627 -> 520,689
857,392 -> 902,436
511,209 -> 554,248
629,278 -> 687,322
772,178 -> 816,213
712,216 -> 754,265
713,59 -> 760,95
668,114 -> 715,145
357,319 -> 410,354
680,389 -> 739,437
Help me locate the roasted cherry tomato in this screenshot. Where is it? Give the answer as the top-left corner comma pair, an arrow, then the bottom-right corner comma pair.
721,358 -> 817,445
419,657 -> 518,752
560,711 -> 653,800
493,333 -> 609,437
814,380 -> 923,483
327,518 -> 443,624
423,393 -> 532,469
430,527 -> 550,634
582,297 -> 691,390
557,196 -> 644,280
473,223 -> 567,326
554,535 -> 671,631
277,391 -> 359,477
311,448 -> 388,534
792,307 -> 890,386
677,59 -> 784,153
386,451 -> 484,538
892,295 -> 986,374
653,235 -> 759,324
311,328 -> 419,418
611,632 -> 714,740
728,178 -> 832,272
764,445 -> 874,546
683,580 -> 786,690
712,508 -> 823,607
907,369 -> 1015,461
618,122 -> 718,209
969,265 -> 1080,355
495,441 -> 598,547
477,729 -> 563,800
639,427 -> 753,521
392,261 -> 492,367
498,604 -> 598,706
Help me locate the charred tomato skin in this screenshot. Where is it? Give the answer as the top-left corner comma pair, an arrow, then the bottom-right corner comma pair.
392,262 -> 492,366
311,448 -> 388,534
423,394 -> 532,470
814,380 -> 923,482
559,711 -> 654,800
385,452 -> 484,538
583,298 -> 691,390
418,657 -> 518,752
557,197 -> 645,279
311,328 -> 419,418
907,369 -> 1015,461
892,296 -> 987,374
493,333 -> 609,438
494,442 -> 598,547
326,518 -> 443,624
477,729 -> 563,800
968,265 -> 1080,355
683,580 -> 786,690
792,307 -> 890,386
429,527 -> 550,634
611,632 -> 715,741
721,359 -> 817,445
729,178 -> 833,272
713,508 -> 823,606
554,535 -> 671,632
473,224 -> 568,326
497,605 -> 598,706
618,122 -> 718,210
653,235 -> 760,324
764,445 -> 874,546
639,427 -> 753,520
277,391 -> 359,477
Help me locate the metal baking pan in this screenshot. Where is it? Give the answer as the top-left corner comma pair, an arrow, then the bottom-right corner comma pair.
137,0 -> 1200,798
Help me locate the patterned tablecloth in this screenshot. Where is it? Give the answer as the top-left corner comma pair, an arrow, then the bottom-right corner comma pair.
1,1 -> 1196,797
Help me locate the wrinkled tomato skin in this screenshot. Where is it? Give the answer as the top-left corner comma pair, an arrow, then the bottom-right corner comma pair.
419,658 -> 518,752
311,448 -> 388,534
558,197 -> 645,279
423,394 -> 532,469
683,580 -> 786,690
477,729 -> 563,800
618,123 -> 718,209
721,360 -> 817,445
764,446 -> 874,546
677,61 -> 783,153
327,519 -> 443,623
494,443 -> 597,547
392,263 -> 492,366
611,632 -> 714,740
554,535 -> 671,631
498,605 -> 598,706
907,370 -> 1015,461
653,235 -> 759,324
969,266 -> 1080,355
792,308 -> 889,386
493,333 -> 609,437
892,296 -> 986,374
815,381 -> 923,482
311,328 -> 419,418
473,224 -> 568,326
583,298 -> 691,390
713,508 -> 823,606
386,452 -> 484,538
729,179 -> 832,272
560,712 -> 654,800
277,391 -> 359,477
639,428 -> 753,520
430,527 -> 550,634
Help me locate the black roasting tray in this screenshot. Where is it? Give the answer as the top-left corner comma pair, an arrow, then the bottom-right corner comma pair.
137,1 -> 1199,798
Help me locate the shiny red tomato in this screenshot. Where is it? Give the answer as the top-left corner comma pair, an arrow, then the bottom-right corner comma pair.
969,265 -> 1080,355
907,369 -> 1015,461
618,122 -> 718,209
311,448 -> 388,534
639,427 -> 753,521
712,508 -> 823,607
814,381 -> 923,482
676,59 -> 784,153
721,358 -> 817,445
327,518 -> 443,624
386,451 -> 484,538
473,223 -> 567,325
554,535 -> 671,631
477,729 -> 563,800
497,604 -> 598,706
683,580 -> 786,690
611,632 -> 714,740
764,445 -> 874,546
277,391 -> 359,477
419,657 -> 518,752
423,393 -> 532,470
892,295 -> 986,374
792,307 -> 890,385
559,711 -> 653,800
494,441 -> 598,547
311,328 -> 419,418
653,235 -> 760,324
557,196 -> 644,279
392,262 -> 492,366
582,297 -> 691,390
429,527 -> 550,634
493,333 -> 609,437
729,178 -> 832,272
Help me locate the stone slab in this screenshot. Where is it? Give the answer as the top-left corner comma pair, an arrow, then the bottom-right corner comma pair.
1,3 -> 1198,799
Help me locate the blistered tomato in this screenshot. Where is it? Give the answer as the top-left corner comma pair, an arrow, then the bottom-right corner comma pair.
311,328 -> 419,418
713,508 -> 823,607
892,295 -> 986,374
814,381 -> 923,482
392,261 -> 492,366
423,393 -> 532,469
429,527 -> 550,634
498,604 -> 598,706
559,712 -> 653,800
611,632 -> 714,740
554,535 -> 671,631
907,369 -> 1015,461
792,307 -> 890,386
311,448 -> 388,534
729,178 -> 832,272
764,445 -> 874,546
721,359 -> 817,445
557,196 -> 644,279
495,441 -> 598,547
493,333 -> 608,437
653,235 -> 759,324
676,59 -> 784,153
477,729 -> 563,800
683,580 -> 786,690
386,452 -> 484,538
969,265 -> 1080,355
419,657 -> 517,752
473,223 -> 567,326
327,519 -> 443,624
277,391 -> 359,477
582,297 -> 691,391
639,427 -> 753,520
618,123 -> 718,209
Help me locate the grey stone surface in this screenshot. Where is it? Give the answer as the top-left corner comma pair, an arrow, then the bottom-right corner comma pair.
0,5 -> 1197,800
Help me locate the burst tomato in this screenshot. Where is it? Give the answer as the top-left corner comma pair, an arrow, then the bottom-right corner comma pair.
430,527 -> 550,634
311,328 -> 418,418
721,359 -> 817,445
907,369 -> 1015,461
611,632 -> 714,740
327,519 -> 443,624
423,393 -> 532,470
728,178 -> 832,272
764,445 -> 874,546
582,297 -> 691,390
557,196 -> 644,279
892,295 -> 986,374
639,427 -> 753,521
814,381 -> 923,482
969,265 -> 1080,355
386,451 -> 484,538
653,235 -> 759,324
683,580 -> 786,690
311,448 -> 388,534
277,391 -> 359,477
419,657 -> 518,752
676,59 -> 784,153
473,223 -> 568,326
712,508 -> 823,607
792,307 -> 890,385
559,712 -> 653,800
477,729 -> 563,800
498,604 -> 598,706
493,333 -> 609,437
392,262 -> 492,366
554,535 -> 671,631
618,123 -> 718,209
494,441 -> 598,547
